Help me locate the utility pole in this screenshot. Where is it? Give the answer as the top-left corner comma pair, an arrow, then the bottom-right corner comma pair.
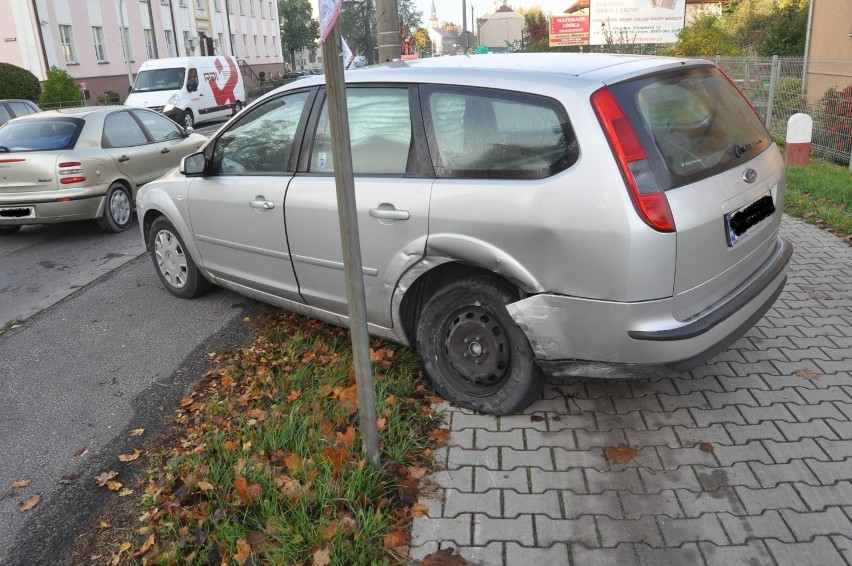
375,0 -> 401,62
462,0 -> 468,53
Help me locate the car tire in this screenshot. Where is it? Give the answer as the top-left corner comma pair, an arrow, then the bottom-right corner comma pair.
182,110 -> 194,129
0,225 -> 22,235
96,183 -> 133,233
415,275 -> 543,415
148,216 -> 210,299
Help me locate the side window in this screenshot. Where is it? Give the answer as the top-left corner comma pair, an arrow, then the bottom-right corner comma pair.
132,109 -> 182,141
309,87 -> 411,175
0,105 -> 11,124
211,90 -> 309,174
422,85 -> 578,179
102,111 -> 150,148
8,102 -> 35,117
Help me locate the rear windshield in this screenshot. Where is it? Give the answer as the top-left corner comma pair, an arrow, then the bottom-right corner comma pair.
0,117 -> 83,152
131,68 -> 186,93
613,66 -> 770,188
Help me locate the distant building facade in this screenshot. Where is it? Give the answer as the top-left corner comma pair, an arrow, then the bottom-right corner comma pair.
478,2 -> 524,52
804,0 -> 852,104
1,0 -> 284,102
426,0 -> 459,56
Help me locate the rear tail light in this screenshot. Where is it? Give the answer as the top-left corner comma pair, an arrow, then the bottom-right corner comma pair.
591,87 -> 675,233
58,161 -> 85,184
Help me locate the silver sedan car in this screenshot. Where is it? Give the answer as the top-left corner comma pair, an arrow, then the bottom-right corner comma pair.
0,106 -> 205,234
137,54 -> 791,415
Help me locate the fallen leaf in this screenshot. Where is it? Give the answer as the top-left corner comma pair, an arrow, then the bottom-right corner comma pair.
699,443 -> 714,453
410,502 -> 429,518
179,395 -> 194,407
604,444 -> 637,465
428,428 -> 451,443
337,426 -> 356,449
287,390 -> 300,403
94,470 -> 119,487
11,479 -> 31,489
313,548 -> 331,566
130,428 -> 145,437
99,521 -> 110,528
377,417 -> 387,431
106,481 -> 123,491
58,476 -> 74,485
234,539 -> 251,565
421,547 -> 469,565
234,477 -> 262,504
138,534 -> 155,555
118,541 -> 132,554
118,488 -> 133,497
530,415 -> 545,423
243,316 -> 252,323
198,481 -> 215,492
17,494 -> 41,512
74,446 -> 86,457
383,529 -> 410,549
118,449 -> 141,462
795,368 -> 820,381
408,466 -> 428,479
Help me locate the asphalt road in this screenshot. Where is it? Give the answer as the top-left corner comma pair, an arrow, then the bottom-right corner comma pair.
0,252 -> 264,565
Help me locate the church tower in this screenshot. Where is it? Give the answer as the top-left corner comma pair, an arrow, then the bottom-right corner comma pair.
429,0 -> 438,29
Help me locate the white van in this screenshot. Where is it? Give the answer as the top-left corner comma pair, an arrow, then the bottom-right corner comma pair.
125,56 -> 246,128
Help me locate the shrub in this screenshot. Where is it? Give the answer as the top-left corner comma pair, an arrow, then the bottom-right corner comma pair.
258,70 -> 266,83
97,90 -> 120,105
39,66 -> 83,108
774,77 -> 805,113
818,85 -> 852,159
0,62 -> 41,102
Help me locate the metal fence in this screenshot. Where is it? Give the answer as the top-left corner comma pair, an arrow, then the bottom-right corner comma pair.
711,56 -> 852,166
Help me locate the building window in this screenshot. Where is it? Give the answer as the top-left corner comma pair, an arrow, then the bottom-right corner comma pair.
195,0 -> 205,11
119,26 -> 132,62
264,35 -> 268,56
239,0 -> 244,14
243,34 -> 248,56
144,29 -> 155,59
254,34 -> 259,57
92,26 -> 107,62
218,33 -> 224,54
183,31 -> 192,54
179,0 -> 187,7
231,33 -> 237,56
213,0 -> 221,11
269,2 -> 273,20
250,0 -> 255,16
225,0 -> 232,13
165,30 -> 177,56
59,24 -> 77,63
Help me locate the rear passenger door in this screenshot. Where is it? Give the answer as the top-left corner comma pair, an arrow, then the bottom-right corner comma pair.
101,110 -> 161,186
285,86 -> 433,328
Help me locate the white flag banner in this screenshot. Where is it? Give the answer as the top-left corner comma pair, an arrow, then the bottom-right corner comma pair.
341,37 -> 355,69
319,0 -> 341,41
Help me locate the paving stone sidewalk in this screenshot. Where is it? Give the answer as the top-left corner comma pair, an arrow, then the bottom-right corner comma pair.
410,216 -> 852,566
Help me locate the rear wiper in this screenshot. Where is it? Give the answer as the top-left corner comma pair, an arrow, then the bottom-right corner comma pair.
733,138 -> 763,158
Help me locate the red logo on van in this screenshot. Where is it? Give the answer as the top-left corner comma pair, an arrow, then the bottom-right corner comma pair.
209,57 -> 239,106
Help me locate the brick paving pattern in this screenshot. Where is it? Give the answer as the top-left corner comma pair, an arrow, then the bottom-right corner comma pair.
410,217 -> 852,565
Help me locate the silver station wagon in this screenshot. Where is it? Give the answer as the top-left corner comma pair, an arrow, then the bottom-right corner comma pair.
137,54 -> 792,415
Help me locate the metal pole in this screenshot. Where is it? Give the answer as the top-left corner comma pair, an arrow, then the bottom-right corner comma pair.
320,22 -> 381,467
375,0 -> 401,62
118,0 -> 134,88
802,0 -> 815,98
765,55 -> 779,131
462,0 -> 468,53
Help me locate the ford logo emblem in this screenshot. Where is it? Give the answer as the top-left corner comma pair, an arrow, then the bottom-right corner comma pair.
743,168 -> 757,183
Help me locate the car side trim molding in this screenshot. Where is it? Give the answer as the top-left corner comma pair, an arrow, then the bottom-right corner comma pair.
196,234 -> 291,261
291,254 -> 379,277
628,236 -> 792,341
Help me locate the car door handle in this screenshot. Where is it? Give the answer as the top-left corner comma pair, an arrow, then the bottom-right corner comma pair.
118,155 -> 130,162
369,207 -> 410,220
161,147 -> 171,154
250,198 -> 275,210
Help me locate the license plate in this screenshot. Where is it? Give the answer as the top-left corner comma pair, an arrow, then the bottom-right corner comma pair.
0,206 -> 35,219
725,194 -> 775,247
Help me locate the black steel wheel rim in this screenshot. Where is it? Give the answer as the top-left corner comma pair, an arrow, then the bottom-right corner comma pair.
440,303 -> 512,396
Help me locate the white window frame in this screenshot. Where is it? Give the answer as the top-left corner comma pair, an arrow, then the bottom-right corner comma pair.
214,0 -> 221,11
144,28 -> 155,59
165,29 -> 177,57
239,0 -> 244,14
195,0 -> 205,11
250,0 -> 255,16
254,34 -> 258,57
231,33 -> 237,56
92,25 -> 107,62
119,26 -> 133,62
264,35 -> 268,56
243,34 -> 248,56
59,24 -> 77,63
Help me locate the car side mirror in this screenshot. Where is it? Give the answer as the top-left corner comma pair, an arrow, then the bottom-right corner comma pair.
127,85 -> 132,93
183,125 -> 194,137
181,152 -> 206,176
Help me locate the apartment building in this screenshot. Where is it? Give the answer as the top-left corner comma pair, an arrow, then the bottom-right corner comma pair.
1,0 -> 284,101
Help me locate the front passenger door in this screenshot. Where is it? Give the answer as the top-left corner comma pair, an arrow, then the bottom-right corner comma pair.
186,90 -> 313,301
101,110 -> 161,185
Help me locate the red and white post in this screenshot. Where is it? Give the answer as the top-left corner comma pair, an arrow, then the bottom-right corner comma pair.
785,113 -> 813,166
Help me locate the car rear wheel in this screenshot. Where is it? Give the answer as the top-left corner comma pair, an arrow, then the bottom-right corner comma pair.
149,217 -> 210,299
416,275 -> 543,415
0,225 -> 22,235
183,110 -> 194,129
96,183 -> 133,233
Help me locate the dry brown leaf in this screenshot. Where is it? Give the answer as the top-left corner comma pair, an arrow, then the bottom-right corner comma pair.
795,368 -> 820,381
179,395 -> 194,407
130,428 -> 145,437
234,538 -> 251,565
313,548 -> 331,566
94,470 -> 118,487
106,481 -> 123,491
604,444 -> 637,465
17,494 -> 41,512
118,449 -> 141,462
198,481 -> 215,492
234,477 -> 262,504
138,534 -> 155,555
73,446 -> 86,457
383,529 -> 410,549
428,428 -> 451,443
287,390 -> 300,403
118,488 -> 133,497
377,417 -> 387,431
530,415 -> 545,423
421,547 -> 469,565
408,466 -> 428,480
11,479 -> 31,489
410,502 -> 429,518
337,426 -> 356,449
221,374 -> 234,387
118,541 -> 132,554
699,443 -> 715,453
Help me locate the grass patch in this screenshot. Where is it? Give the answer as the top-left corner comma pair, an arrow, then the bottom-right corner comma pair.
785,159 -> 852,236
1,318 -> 22,332
110,312 -> 444,565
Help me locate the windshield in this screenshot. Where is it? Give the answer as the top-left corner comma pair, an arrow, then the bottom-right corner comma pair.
0,118 -> 82,152
131,68 -> 186,93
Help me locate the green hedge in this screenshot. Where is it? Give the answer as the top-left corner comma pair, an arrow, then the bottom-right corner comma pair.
0,62 -> 41,102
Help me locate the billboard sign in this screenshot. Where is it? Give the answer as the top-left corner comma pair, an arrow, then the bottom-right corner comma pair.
590,0 -> 686,45
549,15 -> 590,47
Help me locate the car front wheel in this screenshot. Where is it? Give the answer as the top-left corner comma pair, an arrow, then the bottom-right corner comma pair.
182,110 -> 194,129
416,275 -> 543,415
148,217 -> 210,299
96,183 -> 133,233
